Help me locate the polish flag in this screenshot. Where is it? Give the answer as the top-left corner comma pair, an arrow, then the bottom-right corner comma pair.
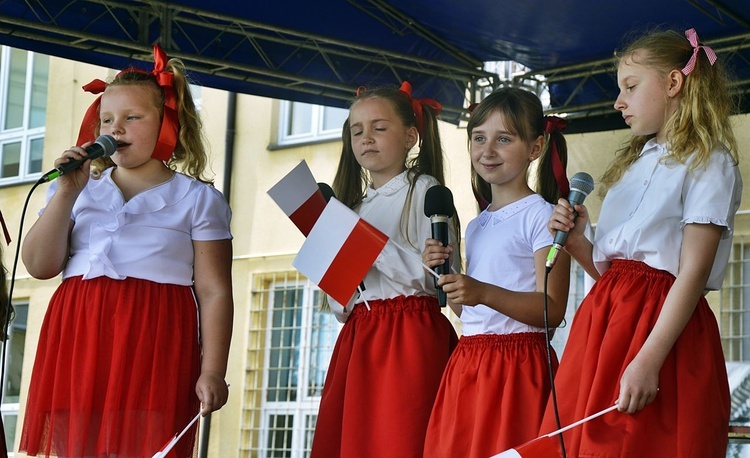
293,198 -> 388,305
490,435 -> 560,458
490,405 -> 618,458
267,160 -> 328,236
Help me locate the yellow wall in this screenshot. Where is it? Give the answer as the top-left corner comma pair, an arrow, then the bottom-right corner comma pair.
7,55 -> 750,455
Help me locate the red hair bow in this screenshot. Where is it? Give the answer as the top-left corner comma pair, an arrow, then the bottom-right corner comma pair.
76,44 -> 179,162
398,81 -> 442,135
543,115 -> 570,198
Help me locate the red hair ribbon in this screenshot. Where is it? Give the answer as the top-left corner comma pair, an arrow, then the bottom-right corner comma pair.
76,44 -> 179,162
398,81 -> 442,135
681,28 -> 717,76
544,115 -> 570,198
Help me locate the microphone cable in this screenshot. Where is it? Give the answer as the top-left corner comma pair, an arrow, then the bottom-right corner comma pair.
1,179 -> 43,404
543,265 -> 566,458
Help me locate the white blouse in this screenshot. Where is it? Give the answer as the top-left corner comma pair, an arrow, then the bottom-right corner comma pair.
43,168 -> 232,286
460,194 -> 554,336
594,139 -> 742,290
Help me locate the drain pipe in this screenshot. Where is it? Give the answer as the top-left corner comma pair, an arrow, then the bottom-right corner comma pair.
198,90 -> 237,458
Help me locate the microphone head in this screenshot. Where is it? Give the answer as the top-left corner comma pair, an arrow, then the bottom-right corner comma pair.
569,172 -> 595,197
424,185 -> 455,218
95,135 -> 118,158
317,182 -> 336,202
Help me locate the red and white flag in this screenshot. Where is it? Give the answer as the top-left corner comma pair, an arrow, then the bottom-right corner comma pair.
490,435 -> 560,458
293,198 -> 388,305
267,160 -> 328,236
490,404 -> 618,458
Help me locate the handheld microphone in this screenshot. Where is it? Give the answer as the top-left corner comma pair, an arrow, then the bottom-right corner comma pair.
424,185 -> 455,307
40,135 -> 117,183
545,172 -> 595,271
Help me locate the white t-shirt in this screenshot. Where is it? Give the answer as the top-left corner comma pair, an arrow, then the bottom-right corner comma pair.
460,194 -> 554,336
43,168 -> 232,286
594,139 -> 742,290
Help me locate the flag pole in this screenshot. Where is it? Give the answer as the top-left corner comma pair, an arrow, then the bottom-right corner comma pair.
388,240 -> 441,280
152,412 -> 202,458
543,404 -> 618,438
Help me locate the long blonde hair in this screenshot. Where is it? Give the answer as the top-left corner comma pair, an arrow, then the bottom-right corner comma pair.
601,28 -> 739,193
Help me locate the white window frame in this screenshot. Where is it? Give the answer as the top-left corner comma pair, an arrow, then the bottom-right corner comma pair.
258,280 -> 341,457
277,100 -> 347,146
0,47 -> 47,185
1,301 -> 27,456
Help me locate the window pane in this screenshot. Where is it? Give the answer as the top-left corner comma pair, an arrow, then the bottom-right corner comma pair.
287,102 -> 313,136
304,414 -> 316,458
267,288 -> 302,402
322,106 -> 348,132
2,414 -> 15,449
267,414 -> 293,458
28,137 -> 43,174
1,142 -> 20,178
29,53 -> 49,128
4,48 -> 28,130
3,303 -> 27,403
308,291 -> 339,397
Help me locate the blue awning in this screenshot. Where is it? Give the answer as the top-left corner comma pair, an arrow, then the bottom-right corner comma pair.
1,0 -> 749,132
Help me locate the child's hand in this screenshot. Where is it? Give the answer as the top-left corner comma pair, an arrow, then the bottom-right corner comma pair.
53,143 -> 96,193
438,274 -> 485,307
422,238 -> 452,269
616,356 -> 660,414
195,371 -> 229,416
548,197 -> 589,245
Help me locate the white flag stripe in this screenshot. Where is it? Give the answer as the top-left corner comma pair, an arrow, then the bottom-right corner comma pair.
293,198 -> 359,283
490,450 -> 522,458
267,160 -> 318,216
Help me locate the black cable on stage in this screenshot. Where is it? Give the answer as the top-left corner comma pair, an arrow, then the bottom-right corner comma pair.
1,179 -> 43,402
543,265 -> 566,458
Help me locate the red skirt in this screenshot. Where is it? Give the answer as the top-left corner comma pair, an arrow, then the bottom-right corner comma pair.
20,276 -> 201,458
539,259 -> 730,457
424,332 -> 558,458
310,295 -> 458,458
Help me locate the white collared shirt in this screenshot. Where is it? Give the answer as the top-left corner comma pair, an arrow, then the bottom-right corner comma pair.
593,139 -> 742,290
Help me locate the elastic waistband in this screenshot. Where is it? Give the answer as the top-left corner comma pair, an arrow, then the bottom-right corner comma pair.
459,332 -> 548,349
351,295 -> 440,317
608,259 -> 673,280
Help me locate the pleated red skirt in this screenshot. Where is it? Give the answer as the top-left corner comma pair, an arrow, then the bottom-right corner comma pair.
20,276 -> 201,458
424,332 -> 558,458
539,259 -> 730,457
310,295 -> 458,458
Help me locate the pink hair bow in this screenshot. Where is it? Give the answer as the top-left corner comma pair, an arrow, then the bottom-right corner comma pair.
681,28 -> 717,76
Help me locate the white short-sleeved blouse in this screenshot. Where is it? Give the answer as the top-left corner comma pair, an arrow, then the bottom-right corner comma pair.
460,194 -> 554,336
594,139 -> 742,290
43,168 -> 232,286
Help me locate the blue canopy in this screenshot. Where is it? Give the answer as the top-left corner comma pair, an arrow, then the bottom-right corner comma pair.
1,0 -> 749,132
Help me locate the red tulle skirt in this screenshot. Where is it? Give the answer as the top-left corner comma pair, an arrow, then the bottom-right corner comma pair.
539,259 -> 730,457
20,276 -> 201,458
424,332 -> 558,458
310,295 -> 458,458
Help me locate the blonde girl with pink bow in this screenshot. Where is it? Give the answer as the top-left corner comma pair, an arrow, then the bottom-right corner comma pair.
541,28 -> 741,457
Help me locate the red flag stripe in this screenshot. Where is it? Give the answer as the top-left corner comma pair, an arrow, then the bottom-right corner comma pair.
288,189 -> 327,236
318,218 -> 388,304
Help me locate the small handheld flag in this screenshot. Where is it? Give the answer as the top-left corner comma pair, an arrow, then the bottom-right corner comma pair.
267,160 -> 328,236
152,412 -> 201,458
293,198 -> 388,305
490,404 -> 619,458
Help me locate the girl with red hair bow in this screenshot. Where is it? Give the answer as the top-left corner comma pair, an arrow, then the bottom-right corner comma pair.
19,45 -> 233,457
310,81 -> 460,458
422,87 -> 571,457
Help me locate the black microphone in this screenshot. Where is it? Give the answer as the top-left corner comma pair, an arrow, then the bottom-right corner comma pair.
424,185 -> 455,307
545,172 -> 595,271
319,182 -> 366,292
40,135 -> 117,183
